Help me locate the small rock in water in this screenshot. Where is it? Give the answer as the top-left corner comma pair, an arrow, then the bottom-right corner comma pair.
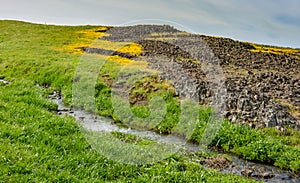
241,169 -> 253,177
261,172 -> 274,179
251,172 -> 259,178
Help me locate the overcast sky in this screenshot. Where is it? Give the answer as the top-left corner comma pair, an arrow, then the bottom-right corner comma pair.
1,0 -> 300,48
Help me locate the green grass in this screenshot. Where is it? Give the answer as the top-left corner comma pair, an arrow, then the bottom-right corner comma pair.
208,121 -> 300,173
0,82 -> 256,182
94,78 -> 300,173
0,20 -> 299,181
1,20 -> 91,92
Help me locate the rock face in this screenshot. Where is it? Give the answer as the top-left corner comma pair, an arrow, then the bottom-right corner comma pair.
87,25 -> 300,131
201,36 -> 300,130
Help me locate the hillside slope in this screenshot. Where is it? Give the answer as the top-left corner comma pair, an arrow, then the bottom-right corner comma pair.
84,24 -> 300,130
1,20 -> 299,182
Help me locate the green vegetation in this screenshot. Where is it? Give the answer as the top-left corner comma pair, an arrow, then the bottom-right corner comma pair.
110,131 -> 156,145
209,122 -> 300,173
94,78 -> 300,173
0,20 -> 299,182
0,82 -> 256,182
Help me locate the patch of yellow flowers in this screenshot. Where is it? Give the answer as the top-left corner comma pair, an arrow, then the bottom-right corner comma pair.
58,27 -> 143,56
249,43 -> 300,57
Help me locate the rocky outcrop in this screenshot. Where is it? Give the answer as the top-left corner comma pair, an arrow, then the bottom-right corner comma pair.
86,25 -> 300,131
102,25 -> 180,42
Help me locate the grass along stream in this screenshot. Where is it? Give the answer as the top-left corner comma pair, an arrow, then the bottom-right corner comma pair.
48,87 -> 299,183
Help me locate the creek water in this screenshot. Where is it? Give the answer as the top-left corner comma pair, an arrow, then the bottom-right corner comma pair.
49,91 -> 299,183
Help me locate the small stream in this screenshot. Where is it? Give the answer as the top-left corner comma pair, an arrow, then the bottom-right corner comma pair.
49,91 -> 299,183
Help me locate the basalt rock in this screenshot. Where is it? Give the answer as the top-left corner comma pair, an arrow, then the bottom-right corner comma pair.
84,25 -> 300,131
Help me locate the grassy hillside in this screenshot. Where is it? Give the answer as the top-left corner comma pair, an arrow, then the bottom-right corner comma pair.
0,20 -> 299,182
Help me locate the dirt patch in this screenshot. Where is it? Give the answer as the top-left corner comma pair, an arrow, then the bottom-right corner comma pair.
201,156 -> 231,171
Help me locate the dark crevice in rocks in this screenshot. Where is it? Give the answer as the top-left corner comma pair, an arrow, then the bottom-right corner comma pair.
95,27 -> 112,32
81,47 -> 136,59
